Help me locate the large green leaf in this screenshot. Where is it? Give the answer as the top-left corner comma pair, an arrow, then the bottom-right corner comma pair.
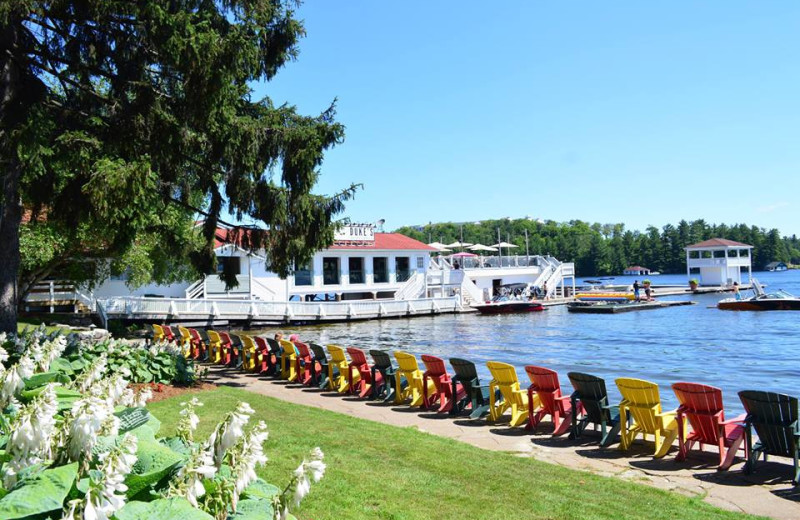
19,386 -> 82,411
113,497 -> 214,520
230,498 -> 277,519
125,439 -> 185,498
240,479 -> 279,501
50,357 -> 74,376
116,407 -> 152,433
22,371 -> 70,391
0,462 -> 78,519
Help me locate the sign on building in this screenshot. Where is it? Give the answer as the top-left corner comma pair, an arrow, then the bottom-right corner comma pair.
334,224 -> 375,242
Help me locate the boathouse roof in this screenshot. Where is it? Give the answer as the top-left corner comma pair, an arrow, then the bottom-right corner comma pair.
624,265 -> 648,271
329,233 -> 435,251
685,238 -> 752,249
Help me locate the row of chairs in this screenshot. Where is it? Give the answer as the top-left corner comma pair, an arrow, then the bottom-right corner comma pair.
148,324 -> 799,485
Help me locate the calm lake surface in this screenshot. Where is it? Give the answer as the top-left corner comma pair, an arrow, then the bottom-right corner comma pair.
279,270 -> 800,415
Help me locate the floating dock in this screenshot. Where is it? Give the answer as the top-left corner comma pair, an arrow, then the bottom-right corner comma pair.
567,300 -> 696,314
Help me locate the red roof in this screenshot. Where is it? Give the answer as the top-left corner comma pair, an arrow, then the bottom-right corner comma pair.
685,238 -> 752,249
329,233 -> 435,251
624,266 -> 648,271
212,227 -> 433,252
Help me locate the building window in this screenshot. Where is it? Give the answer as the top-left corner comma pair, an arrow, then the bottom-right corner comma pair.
689,267 -> 700,275
701,251 -> 712,259
373,257 -> 388,283
713,250 -> 725,258
688,251 -> 699,259
727,249 -> 738,258
323,257 -> 340,285
739,249 -> 750,257
294,262 -> 313,286
396,257 -> 411,282
217,257 -> 241,275
349,257 -> 364,284
416,256 -> 424,269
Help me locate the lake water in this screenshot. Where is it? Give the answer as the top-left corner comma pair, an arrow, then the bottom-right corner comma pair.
283,270 -> 800,415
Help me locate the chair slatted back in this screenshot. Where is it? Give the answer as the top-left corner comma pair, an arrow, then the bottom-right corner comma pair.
327,345 -> 347,364
369,350 -> 393,370
616,378 -> 663,433
568,372 -> 610,424
394,351 -> 420,373
266,337 -> 283,355
346,347 -> 369,366
672,382 -> 725,444
421,355 -> 447,377
280,339 -> 298,355
739,390 -> 799,457
254,336 -> 269,353
296,341 -> 312,359
487,361 -> 520,388
218,331 -> 232,345
525,365 -> 562,413
310,343 -> 328,361
207,330 -> 221,344
450,358 -> 479,382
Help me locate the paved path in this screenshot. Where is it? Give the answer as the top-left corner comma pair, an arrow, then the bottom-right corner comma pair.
204,365 -> 800,520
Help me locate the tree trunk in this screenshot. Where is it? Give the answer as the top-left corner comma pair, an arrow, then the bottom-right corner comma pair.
0,22 -> 24,334
0,159 -> 21,334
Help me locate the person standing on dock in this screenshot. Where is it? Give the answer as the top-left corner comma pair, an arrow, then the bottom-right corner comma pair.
733,281 -> 741,300
633,280 -> 640,301
542,281 -> 549,300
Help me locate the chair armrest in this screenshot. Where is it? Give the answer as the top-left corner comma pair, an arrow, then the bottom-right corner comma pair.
720,413 -> 747,426
656,408 -> 678,419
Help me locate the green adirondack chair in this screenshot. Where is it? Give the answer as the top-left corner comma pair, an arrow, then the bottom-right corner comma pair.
449,357 -> 493,419
567,371 -> 621,447
309,343 -> 331,389
739,390 -> 800,484
368,349 -> 398,402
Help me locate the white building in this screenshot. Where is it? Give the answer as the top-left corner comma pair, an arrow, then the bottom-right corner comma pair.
685,238 -> 753,286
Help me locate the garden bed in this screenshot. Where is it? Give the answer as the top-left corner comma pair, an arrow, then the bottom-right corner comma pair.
129,381 -> 217,403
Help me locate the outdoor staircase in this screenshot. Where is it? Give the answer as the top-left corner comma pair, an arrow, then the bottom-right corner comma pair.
394,272 -> 425,300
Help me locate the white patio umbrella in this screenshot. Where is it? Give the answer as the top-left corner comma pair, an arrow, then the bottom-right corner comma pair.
468,244 -> 498,252
427,242 -> 452,252
444,241 -> 473,249
491,241 -> 518,259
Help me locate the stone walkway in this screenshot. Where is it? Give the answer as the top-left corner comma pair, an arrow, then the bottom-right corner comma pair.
204,365 -> 800,520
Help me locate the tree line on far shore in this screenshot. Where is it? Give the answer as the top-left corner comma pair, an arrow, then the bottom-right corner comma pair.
395,219 -> 799,276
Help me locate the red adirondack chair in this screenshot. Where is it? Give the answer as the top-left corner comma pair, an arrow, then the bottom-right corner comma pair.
254,337 -> 273,374
218,331 -> 234,365
188,328 -> 205,359
525,365 -> 578,435
161,325 -> 176,343
346,347 -> 372,397
672,382 -> 747,469
294,341 -> 315,385
421,355 -> 465,413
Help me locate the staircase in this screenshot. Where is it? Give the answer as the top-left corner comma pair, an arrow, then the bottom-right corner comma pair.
459,274 -> 484,306
394,272 -> 425,300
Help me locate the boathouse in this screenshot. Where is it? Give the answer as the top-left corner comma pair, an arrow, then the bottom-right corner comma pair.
623,265 -> 650,276
765,261 -> 788,272
685,238 -> 753,286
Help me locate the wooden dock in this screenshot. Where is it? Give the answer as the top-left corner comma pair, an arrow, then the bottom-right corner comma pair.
567,300 -> 696,314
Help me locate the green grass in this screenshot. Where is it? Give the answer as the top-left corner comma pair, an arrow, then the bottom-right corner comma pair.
148,386 -> 763,520
16,319 -> 65,335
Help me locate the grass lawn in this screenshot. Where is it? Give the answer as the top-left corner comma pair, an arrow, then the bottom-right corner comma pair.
148,386 -> 764,520
16,319 -> 65,335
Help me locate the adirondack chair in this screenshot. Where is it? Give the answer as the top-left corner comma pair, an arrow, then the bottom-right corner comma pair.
161,325 -> 177,343
256,337 -> 278,375
368,350 -> 398,402
206,330 -> 227,364
524,365 -> 579,435
309,343 -> 331,389
345,347 -> 370,397
241,335 -> 259,372
394,352 -> 435,407
738,390 -> 799,484
616,378 -> 680,458
279,339 -> 299,381
326,345 -> 350,392
671,382 -> 746,469
151,324 -> 166,343
486,361 -> 537,427
567,372 -> 620,447
294,341 -> 315,386
228,334 -> 244,369
217,331 -> 235,365
143,324 -> 155,344
421,355 -> 465,413
448,358 -> 493,418
177,326 -> 193,358
188,329 -> 206,360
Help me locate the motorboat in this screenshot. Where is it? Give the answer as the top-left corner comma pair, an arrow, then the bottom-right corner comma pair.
473,297 -> 545,314
718,279 -> 800,311
473,283 -> 545,314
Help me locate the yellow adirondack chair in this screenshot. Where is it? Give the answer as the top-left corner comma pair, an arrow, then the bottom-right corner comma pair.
487,361 -> 537,427
616,378 -> 681,458
241,335 -> 259,372
177,326 -> 193,358
327,345 -> 350,392
394,351 -> 436,407
207,330 -> 223,364
279,339 -> 298,381
152,324 -> 166,343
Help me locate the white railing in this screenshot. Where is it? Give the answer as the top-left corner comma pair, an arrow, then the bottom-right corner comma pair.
98,296 -> 460,321
24,281 -> 95,312
251,277 -> 277,301
96,299 -> 108,329
204,274 -> 250,296
185,279 -> 204,299
460,275 -> 484,306
394,272 -> 425,300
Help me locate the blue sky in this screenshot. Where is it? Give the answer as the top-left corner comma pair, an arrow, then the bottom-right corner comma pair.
253,2 -> 800,236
